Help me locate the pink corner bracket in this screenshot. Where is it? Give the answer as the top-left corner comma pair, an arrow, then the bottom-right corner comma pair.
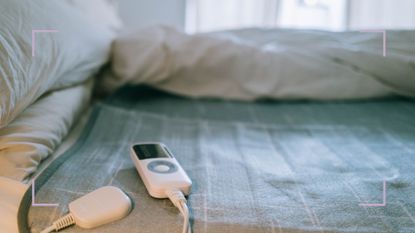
31,29 -> 58,57
359,29 -> 387,57
359,180 -> 387,207
31,179 -> 59,207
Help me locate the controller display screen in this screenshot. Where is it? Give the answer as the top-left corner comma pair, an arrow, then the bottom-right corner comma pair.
133,144 -> 173,160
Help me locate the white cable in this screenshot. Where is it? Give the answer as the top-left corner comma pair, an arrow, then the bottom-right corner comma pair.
40,213 -> 75,233
166,189 -> 192,233
39,226 -> 55,233
180,202 -> 191,233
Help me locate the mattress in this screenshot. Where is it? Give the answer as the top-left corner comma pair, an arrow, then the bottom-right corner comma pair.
22,86 -> 415,233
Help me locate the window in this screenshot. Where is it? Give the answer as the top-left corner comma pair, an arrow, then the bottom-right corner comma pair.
186,0 -> 280,33
185,0 -> 347,33
278,0 -> 347,31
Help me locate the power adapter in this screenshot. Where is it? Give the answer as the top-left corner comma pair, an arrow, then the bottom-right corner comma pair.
40,186 -> 132,233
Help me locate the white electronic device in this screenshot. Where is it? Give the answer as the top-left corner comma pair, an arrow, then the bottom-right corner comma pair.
130,142 -> 192,198
40,186 -> 132,233
69,186 -> 132,229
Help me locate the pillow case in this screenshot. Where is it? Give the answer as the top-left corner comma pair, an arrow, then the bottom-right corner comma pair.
0,0 -> 117,129
0,80 -> 93,181
64,0 -> 123,31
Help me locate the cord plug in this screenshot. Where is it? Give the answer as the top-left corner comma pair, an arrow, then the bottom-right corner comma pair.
40,186 -> 132,233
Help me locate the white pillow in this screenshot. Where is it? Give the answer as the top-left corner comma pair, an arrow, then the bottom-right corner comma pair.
0,80 -> 93,181
0,0 -> 116,128
64,0 -> 123,31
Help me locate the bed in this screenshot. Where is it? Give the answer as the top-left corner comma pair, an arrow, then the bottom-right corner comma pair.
19,86 -> 415,233
1,1 -> 415,233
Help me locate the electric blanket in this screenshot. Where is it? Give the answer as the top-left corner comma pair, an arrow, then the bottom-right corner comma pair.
24,86 -> 415,233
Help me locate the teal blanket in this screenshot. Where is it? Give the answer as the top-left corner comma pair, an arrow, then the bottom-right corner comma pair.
26,86 -> 415,233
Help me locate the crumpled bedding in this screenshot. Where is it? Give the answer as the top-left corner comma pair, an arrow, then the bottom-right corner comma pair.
103,26 -> 415,100
0,0 -> 118,129
0,80 -> 93,182
27,86 -> 415,233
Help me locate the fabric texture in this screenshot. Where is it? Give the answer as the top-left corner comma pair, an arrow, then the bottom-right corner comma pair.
28,86 -> 415,233
0,177 -> 28,233
105,26 -> 415,100
0,80 -> 93,181
64,0 -> 123,31
0,0 -> 117,128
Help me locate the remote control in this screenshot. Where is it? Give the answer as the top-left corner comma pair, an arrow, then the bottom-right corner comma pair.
130,142 -> 192,198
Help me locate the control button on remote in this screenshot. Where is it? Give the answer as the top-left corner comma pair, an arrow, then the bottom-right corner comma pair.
154,165 -> 170,172
147,160 -> 177,174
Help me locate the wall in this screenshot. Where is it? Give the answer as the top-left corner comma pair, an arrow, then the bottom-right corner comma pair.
116,0 -> 415,33
118,0 -> 186,31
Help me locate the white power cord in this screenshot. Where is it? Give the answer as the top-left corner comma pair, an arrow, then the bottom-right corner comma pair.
40,214 -> 75,233
166,189 -> 192,233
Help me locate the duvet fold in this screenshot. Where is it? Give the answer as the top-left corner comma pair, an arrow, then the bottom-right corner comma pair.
105,26 -> 415,100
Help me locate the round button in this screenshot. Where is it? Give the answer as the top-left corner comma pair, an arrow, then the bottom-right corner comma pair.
147,160 -> 177,174
154,165 -> 170,172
